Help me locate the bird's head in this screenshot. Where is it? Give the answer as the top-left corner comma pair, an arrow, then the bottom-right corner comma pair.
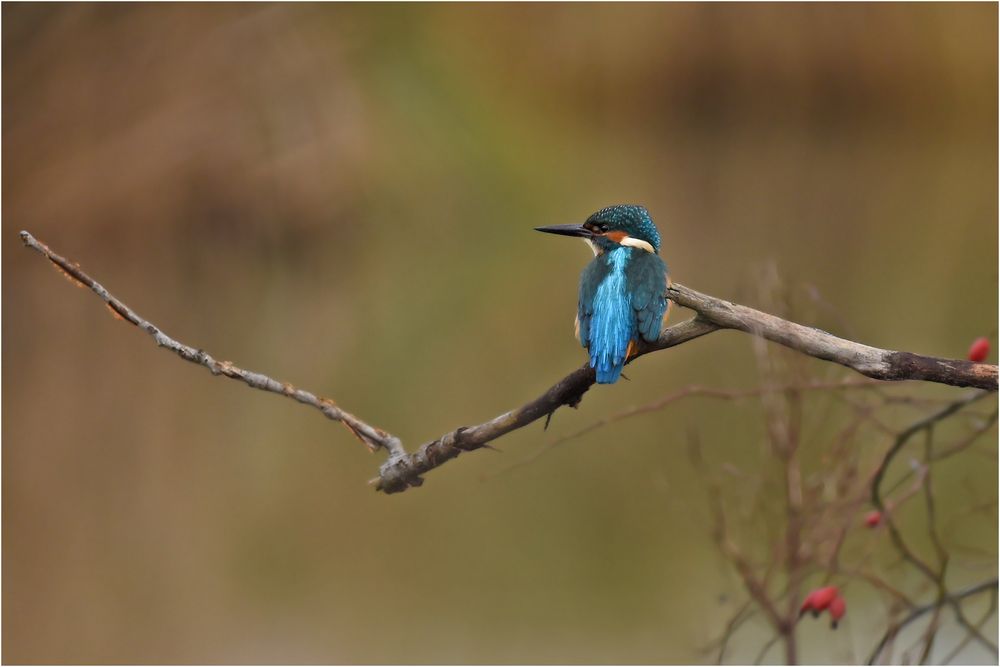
535,204 -> 661,255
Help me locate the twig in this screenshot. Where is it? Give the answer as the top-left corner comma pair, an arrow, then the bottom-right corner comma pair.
18,231 -> 404,456
691,430 -> 791,654
872,391 -> 992,514
711,601 -> 756,664
931,408 -> 1000,461
867,578 -> 999,665
488,378 -> 883,479
753,633 -> 782,665
940,586 -> 998,664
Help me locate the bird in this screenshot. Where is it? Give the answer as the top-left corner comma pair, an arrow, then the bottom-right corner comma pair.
535,205 -> 670,384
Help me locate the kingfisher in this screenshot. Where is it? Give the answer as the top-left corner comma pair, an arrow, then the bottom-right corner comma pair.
535,205 -> 670,384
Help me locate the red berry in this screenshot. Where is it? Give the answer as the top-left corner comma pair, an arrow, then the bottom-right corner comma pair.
811,586 -> 838,610
829,595 -> 846,629
968,337 -> 990,362
800,585 -> 839,617
864,510 -> 882,528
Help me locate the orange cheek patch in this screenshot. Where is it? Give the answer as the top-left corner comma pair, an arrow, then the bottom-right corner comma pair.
604,230 -> 628,243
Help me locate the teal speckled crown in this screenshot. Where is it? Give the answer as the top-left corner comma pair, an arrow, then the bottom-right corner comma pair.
585,204 -> 661,252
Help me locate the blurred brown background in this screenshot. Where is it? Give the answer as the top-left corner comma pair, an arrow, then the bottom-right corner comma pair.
3,3 -> 997,663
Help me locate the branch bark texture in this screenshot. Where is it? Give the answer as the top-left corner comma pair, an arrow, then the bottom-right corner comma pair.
20,231 -> 997,494
18,231 -> 404,457
667,284 -> 997,390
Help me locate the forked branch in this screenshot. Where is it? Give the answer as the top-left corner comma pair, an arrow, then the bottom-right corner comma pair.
19,231 -> 997,494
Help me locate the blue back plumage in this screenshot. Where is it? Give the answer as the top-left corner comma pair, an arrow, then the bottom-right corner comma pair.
585,247 -> 635,383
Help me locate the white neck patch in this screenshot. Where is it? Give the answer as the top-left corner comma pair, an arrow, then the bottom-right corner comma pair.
620,236 -> 655,253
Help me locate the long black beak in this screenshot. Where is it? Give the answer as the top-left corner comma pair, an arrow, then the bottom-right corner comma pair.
534,223 -> 592,238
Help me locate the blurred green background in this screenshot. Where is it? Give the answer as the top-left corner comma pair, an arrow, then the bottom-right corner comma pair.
3,3 -> 997,664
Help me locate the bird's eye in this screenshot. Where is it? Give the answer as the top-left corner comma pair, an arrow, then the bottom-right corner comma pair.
598,223 -> 609,232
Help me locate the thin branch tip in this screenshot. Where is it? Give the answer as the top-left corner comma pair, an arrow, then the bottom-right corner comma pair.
21,230 -> 399,460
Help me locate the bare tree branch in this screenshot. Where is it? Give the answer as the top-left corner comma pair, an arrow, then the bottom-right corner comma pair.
18,231 -> 405,457
487,377 -> 884,481
668,284 -> 997,390
20,231 -> 998,495
374,317 -> 717,492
